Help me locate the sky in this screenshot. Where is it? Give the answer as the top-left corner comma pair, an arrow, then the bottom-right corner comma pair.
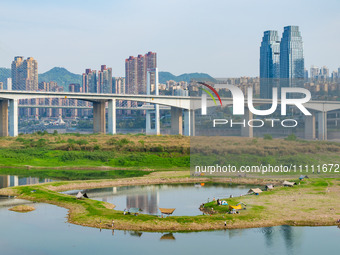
0,0 -> 339,77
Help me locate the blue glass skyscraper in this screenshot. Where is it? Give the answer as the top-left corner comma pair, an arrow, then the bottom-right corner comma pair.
280,26 -> 304,88
260,30 -> 280,99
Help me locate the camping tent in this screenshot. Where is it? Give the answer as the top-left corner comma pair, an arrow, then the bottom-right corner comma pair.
299,175 -> 309,180
248,188 -> 263,195
127,208 -> 140,215
76,191 -> 85,199
283,181 -> 297,187
265,184 -> 274,190
76,191 -> 88,199
221,201 -> 228,205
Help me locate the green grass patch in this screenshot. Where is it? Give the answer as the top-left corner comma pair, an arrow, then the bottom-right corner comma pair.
0,168 -> 150,181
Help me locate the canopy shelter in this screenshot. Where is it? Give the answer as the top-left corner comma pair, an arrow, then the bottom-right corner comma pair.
248,188 -> 262,195
229,204 -> 242,211
283,181 -> 297,187
265,184 -> 274,190
159,208 -> 176,215
299,175 -> 309,180
237,202 -> 247,207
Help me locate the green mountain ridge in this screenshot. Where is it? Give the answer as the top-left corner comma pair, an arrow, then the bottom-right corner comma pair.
0,67 -> 215,91
39,67 -> 82,90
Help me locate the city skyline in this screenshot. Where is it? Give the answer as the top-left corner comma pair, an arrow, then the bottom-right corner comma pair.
0,0 -> 339,77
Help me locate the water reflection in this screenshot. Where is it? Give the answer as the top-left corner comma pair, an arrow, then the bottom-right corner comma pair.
0,175 -> 53,189
254,225 -> 304,255
127,193 -> 158,214
160,233 -> 176,241
76,183 -> 251,216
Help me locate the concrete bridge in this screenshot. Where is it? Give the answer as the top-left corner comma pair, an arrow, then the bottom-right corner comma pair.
1,90 -> 340,140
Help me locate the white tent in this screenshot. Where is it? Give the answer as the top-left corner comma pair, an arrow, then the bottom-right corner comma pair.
283,181 -> 296,187
76,191 -> 83,199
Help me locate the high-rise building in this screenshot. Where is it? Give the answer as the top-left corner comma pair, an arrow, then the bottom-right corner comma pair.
125,56 -> 138,95
98,65 -> 112,93
145,51 -> 157,93
82,69 -> 97,93
259,30 -> 280,99
310,65 -> 319,80
320,66 -> 329,80
331,71 -> 338,81
11,56 -> 38,91
137,55 -> 146,94
125,52 -> 157,95
280,26 -> 304,88
113,77 -> 125,94
7,78 -> 12,90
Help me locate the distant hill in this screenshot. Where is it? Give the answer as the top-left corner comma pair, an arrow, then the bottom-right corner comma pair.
0,66 -> 215,91
159,71 -> 216,84
39,67 -> 82,90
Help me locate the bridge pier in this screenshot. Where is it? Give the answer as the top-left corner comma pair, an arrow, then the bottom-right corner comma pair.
9,99 -> 18,137
170,107 -> 183,135
317,111 -> 327,140
241,108 -> 253,138
184,109 -> 195,136
146,104 -> 160,135
304,115 -> 315,140
0,100 -> 8,137
93,101 -> 106,133
107,99 -> 116,135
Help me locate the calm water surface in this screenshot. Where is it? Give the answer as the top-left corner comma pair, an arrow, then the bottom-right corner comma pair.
63,183 -> 252,216
0,203 -> 339,255
0,177 -> 339,254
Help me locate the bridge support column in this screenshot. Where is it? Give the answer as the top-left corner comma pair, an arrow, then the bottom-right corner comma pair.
0,100 -> 8,137
9,99 -> 18,137
171,107 -> 183,135
107,99 -> 116,135
155,104 -> 160,135
241,107 -> 253,138
184,109 -> 195,136
304,115 -> 315,140
317,111 -> 327,140
146,104 -> 160,135
146,109 -> 152,135
93,101 -> 106,133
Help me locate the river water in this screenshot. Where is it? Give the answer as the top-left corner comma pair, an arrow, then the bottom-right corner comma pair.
63,183 -> 252,216
0,175 -> 339,254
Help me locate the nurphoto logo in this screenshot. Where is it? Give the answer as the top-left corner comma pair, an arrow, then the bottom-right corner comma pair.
199,82 -> 312,128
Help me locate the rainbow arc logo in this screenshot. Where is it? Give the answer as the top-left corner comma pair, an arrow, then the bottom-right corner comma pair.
198,82 -> 222,115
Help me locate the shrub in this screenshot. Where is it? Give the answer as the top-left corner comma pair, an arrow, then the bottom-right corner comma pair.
285,133 -> 297,141
16,137 -> 25,143
77,139 -> 89,145
263,134 -> 273,140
